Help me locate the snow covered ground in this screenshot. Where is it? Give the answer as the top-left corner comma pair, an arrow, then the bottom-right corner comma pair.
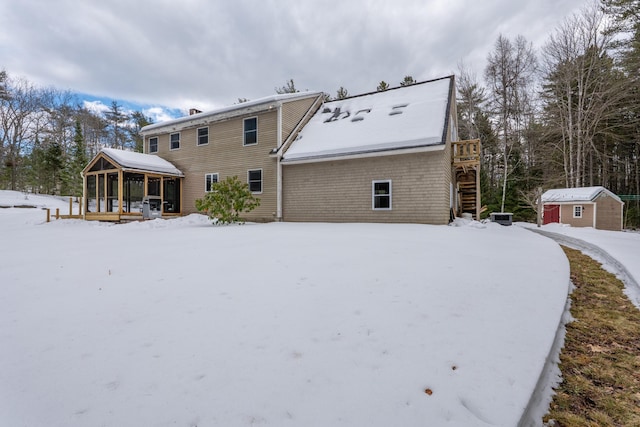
0,191 -> 577,426
522,223 -> 640,309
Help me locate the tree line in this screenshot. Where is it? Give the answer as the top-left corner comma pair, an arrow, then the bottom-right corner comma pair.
278,2 -> 640,227
456,1 -> 640,227
0,72 -> 152,196
3,1 -> 639,227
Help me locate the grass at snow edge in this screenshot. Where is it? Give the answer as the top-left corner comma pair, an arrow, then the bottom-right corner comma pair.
544,247 -> 640,426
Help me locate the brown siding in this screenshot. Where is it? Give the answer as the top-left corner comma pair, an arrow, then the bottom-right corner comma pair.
560,203 -> 594,227
282,97 -> 319,142
146,110 -> 279,221
142,96 -> 321,222
282,150 -> 451,224
595,193 -> 623,231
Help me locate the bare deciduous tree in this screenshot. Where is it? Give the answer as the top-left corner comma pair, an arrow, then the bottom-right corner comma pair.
484,34 -> 538,212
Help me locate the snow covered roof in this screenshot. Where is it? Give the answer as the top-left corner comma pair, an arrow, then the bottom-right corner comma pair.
97,148 -> 183,176
541,186 -> 621,203
282,76 -> 453,162
141,92 -> 323,134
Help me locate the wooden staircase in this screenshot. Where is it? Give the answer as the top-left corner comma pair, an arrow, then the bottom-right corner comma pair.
452,139 -> 481,220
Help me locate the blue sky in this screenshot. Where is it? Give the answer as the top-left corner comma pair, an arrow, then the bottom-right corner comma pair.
77,93 -> 183,123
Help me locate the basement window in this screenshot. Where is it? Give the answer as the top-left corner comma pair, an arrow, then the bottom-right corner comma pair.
372,180 -> 392,210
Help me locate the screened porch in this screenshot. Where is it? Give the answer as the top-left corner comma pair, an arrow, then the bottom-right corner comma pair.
82,148 -> 184,221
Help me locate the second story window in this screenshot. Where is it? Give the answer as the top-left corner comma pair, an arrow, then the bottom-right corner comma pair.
149,137 -> 158,153
197,127 -> 209,146
244,117 -> 257,146
170,132 -> 180,150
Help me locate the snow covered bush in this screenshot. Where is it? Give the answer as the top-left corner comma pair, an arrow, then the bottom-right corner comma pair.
195,176 -> 260,224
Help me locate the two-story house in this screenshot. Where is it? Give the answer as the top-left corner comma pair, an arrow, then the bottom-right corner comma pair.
82,76 -> 481,224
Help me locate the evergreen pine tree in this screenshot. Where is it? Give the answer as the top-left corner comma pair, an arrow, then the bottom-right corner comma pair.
275,79 -> 298,94
377,81 -> 389,91
400,76 -> 416,86
128,111 -> 153,153
336,87 -> 349,99
63,120 -> 88,197
104,101 -> 128,149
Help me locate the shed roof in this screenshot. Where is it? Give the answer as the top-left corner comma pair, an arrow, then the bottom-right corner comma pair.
282,76 -> 453,162
541,186 -> 622,203
92,148 -> 183,176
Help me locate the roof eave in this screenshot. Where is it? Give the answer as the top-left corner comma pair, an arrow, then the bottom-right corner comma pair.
282,142 -> 445,165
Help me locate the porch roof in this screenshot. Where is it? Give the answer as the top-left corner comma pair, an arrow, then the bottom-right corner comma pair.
89,148 -> 184,176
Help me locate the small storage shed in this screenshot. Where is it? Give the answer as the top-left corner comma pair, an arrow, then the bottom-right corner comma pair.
82,148 -> 184,221
541,186 -> 624,231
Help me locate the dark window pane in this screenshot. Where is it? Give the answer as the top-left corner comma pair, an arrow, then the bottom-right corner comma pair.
198,128 -> 208,145
244,118 -> 257,145
248,170 -> 262,192
170,133 -> 180,150
375,196 -> 390,209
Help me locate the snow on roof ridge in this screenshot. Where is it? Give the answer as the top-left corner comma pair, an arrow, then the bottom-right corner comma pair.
100,147 -> 183,176
141,91 -> 323,133
541,186 -> 621,202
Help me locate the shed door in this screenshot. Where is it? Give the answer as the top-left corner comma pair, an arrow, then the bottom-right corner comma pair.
544,204 -> 560,224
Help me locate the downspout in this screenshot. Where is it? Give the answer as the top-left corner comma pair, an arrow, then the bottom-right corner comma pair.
276,104 -> 283,221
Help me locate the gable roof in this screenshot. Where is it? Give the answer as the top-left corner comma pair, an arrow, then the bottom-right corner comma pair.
541,186 -> 622,203
282,76 -> 454,162
84,148 -> 183,176
140,91 -> 323,135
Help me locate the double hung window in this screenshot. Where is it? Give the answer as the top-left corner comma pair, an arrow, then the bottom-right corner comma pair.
372,180 -> 392,210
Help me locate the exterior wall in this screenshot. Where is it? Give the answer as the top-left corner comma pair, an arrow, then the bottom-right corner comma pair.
595,193 -> 623,231
146,110 -> 279,221
282,149 -> 451,224
141,95 -> 322,222
559,203 -> 595,227
282,97 -> 319,142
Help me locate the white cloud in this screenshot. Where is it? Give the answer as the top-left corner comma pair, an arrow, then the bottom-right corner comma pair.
0,0 -> 589,111
82,100 -> 110,115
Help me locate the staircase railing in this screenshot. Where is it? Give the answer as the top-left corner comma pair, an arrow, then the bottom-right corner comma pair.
452,139 -> 481,165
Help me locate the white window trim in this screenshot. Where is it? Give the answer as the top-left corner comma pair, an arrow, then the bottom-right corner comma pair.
170,132 -> 181,151
573,205 -> 583,218
247,168 -> 263,194
148,136 -> 158,153
243,117 -> 258,146
205,173 -> 219,192
372,180 -> 392,210
197,126 -> 209,146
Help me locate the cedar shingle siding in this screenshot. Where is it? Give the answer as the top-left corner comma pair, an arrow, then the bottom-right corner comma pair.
595,193 -> 623,231
144,96 -> 320,222
282,150 -> 451,224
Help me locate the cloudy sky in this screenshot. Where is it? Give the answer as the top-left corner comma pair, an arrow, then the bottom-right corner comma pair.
1,0 -> 588,120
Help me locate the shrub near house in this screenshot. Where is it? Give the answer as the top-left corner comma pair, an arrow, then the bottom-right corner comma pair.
195,176 -> 260,224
